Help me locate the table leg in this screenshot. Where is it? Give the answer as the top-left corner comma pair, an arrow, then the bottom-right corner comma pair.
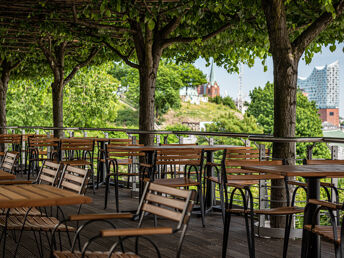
205,150 -> 214,209
301,177 -> 320,258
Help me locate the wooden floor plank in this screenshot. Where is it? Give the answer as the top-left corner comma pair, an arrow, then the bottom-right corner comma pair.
2,176 -> 335,257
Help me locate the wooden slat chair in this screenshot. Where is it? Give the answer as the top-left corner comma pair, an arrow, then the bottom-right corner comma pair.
53,182 -> 196,258
59,138 -> 95,192
302,199 -> 344,258
0,151 -> 18,175
221,154 -> 304,258
159,143 -> 198,176
104,144 -> 145,210
142,148 -> 205,227
95,138 -> 133,189
27,137 -> 59,180
0,134 -> 22,173
205,147 -> 268,220
0,165 -> 90,257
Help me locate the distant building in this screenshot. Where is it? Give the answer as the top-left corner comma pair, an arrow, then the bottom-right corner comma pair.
298,61 -> 340,127
179,60 -> 220,104
197,61 -> 220,98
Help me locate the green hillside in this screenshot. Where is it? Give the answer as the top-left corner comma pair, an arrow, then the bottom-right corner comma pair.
160,102 -> 243,128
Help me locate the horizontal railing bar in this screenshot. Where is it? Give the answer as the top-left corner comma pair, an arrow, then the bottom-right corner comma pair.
1,126 -> 344,144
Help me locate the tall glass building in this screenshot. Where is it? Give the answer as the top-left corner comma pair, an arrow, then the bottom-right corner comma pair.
297,61 -> 340,127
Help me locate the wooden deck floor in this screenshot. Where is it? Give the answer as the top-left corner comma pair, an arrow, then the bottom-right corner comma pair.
3,181 -> 335,258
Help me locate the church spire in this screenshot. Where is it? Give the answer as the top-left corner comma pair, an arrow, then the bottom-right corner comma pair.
209,59 -> 215,85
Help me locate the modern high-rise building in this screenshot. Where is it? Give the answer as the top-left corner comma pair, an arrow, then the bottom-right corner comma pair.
297,61 -> 340,127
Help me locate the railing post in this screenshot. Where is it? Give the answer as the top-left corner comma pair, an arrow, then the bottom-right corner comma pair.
163,135 -> 168,144
83,131 -> 87,137
306,145 -> 314,160
21,129 -> 26,170
331,145 -> 339,203
156,135 -> 160,145
209,137 -> 214,145
179,136 -> 184,144
258,144 -> 268,229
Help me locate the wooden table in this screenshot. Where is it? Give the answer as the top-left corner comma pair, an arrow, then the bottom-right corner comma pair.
242,164 -> 344,258
0,184 -> 92,257
0,170 -> 15,180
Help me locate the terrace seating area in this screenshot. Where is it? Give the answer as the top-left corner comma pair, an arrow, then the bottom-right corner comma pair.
0,131 -> 343,257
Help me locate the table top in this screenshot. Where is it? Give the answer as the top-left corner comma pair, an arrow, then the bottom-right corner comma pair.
242,164 -> 344,178
109,145 -> 240,151
0,170 -> 15,180
0,184 -> 92,209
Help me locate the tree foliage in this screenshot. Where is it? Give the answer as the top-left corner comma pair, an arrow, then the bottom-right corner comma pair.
247,82 -> 330,159
209,96 -> 237,110
110,61 -> 206,117
7,62 -> 119,128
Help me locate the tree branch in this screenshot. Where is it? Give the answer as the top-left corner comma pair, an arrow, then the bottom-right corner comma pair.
292,0 -> 344,58
64,46 -> 101,85
104,41 -> 140,69
72,4 -> 133,33
37,38 -> 59,76
162,22 -> 232,49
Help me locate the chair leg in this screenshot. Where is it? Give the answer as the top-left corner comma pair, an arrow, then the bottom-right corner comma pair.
115,174 -> 120,212
198,184 -> 205,227
104,174 -> 110,209
283,214 -> 293,258
222,210 -> 231,258
219,182 -> 225,224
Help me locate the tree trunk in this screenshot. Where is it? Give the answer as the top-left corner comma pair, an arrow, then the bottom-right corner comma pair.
138,65 -> 158,145
0,69 -> 9,135
262,0 -> 299,228
271,54 -> 298,228
51,81 -> 64,138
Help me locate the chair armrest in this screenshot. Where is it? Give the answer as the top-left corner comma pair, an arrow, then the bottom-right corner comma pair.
308,199 -> 343,210
69,213 -> 133,221
205,162 -> 221,167
0,180 -> 33,185
101,227 -> 173,237
140,163 -> 153,168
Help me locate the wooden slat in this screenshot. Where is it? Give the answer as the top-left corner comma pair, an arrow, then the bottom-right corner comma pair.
101,227 -> 173,237
149,182 -> 190,198
142,203 -> 182,222
41,167 -> 58,176
63,173 -> 84,184
69,213 -> 133,221
146,193 -> 186,210
39,174 -> 55,184
61,180 -> 82,193
66,165 -> 87,176
0,170 -> 16,180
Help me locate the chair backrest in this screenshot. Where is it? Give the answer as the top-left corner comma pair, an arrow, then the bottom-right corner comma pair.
160,143 -> 198,146
28,137 -> 59,149
137,182 -> 196,230
36,161 -> 62,186
59,139 -> 95,161
0,152 -> 17,173
105,144 -> 145,160
305,159 -> 344,165
155,148 -> 203,166
224,146 -> 269,161
58,165 -> 89,195
0,134 -> 22,152
108,138 -> 133,145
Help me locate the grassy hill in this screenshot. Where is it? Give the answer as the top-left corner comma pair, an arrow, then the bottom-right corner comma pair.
160,102 -> 242,128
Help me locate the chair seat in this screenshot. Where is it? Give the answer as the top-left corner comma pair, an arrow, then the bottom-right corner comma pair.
1,207 -> 43,216
225,180 -> 259,188
288,180 -> 335,188
54,251 -> 139,258
154,178 -> 199,187
117,172 -> 140,176
228,206 -> 304,215
0,215 -> 75,232
304,225 -> 341,244
61,160 -> 91,166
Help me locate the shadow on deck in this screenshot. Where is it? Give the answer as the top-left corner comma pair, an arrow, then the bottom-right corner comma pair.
4,181 -> 335,258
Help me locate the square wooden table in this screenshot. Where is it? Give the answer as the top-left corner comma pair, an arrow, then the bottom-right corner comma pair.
0,184 -> 92,257
242,164 -> 344,258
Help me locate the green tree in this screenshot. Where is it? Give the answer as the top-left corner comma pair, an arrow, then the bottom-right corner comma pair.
111,61 -> 206,118
205,111 -> 264,146
6,63 -> 120,129
247,82 -> 330,160
209,96 -> 237,110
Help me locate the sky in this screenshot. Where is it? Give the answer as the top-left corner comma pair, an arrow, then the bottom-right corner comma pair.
193,43 -> 344,116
